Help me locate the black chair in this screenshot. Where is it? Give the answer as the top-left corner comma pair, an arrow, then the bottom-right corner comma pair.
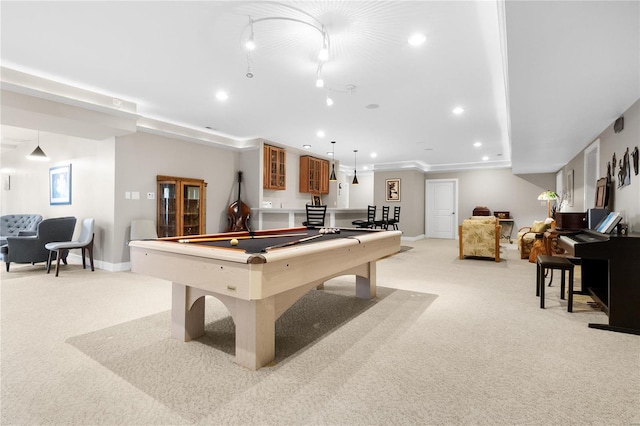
374,206 -> 390,229
387,206 -> 401,230
303,205 -> 327,227
352,205 -> 376,228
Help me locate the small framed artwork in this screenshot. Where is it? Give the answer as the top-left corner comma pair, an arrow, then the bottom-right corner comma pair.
50,164 -> 72,205
566,169 -> 574,207
311,194 -> 322,206
385,178 -> 400,202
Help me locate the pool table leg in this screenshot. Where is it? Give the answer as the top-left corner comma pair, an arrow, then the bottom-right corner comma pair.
227,296 -> 276,370
355,261 -> 377,299
171,283 -> 205,342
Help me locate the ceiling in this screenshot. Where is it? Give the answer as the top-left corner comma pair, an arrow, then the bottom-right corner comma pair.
1,1 -> 638,174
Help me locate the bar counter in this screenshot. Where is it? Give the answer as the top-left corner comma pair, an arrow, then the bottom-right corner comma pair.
251,207 -> 367,230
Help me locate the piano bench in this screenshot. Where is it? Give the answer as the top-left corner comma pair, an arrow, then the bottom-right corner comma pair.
536,255 -> 575,312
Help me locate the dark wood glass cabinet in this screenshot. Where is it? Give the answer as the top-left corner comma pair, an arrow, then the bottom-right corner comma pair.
157,175 -> 207,237
263,144 -> 286,190
299,155 -> 329,194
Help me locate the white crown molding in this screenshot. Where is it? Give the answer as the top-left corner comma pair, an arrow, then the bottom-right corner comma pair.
370,160 -> 513,173
136,117 -> 258,151
1,67 -> 139,118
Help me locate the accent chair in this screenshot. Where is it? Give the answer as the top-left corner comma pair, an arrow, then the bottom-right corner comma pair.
0,214 -> 43,245
45,218 -> 95,276
517,218 -> 554,260
458,216 -> 502,262
1,216 -> 77,272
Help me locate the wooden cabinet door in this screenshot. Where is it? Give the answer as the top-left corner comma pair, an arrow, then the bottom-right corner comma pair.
320,159 -> 329,194
157,175 -> 206,237
300,156 -> 329,194
157,179 -> 177,237
264,144 -> 286,190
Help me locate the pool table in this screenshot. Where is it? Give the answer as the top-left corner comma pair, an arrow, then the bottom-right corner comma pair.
129,226 -> 401,370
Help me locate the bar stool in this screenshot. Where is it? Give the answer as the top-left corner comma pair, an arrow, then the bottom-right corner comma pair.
536,254 -> 575,312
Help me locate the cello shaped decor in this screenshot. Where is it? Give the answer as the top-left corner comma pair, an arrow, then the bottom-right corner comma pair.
226,171 -> 251,232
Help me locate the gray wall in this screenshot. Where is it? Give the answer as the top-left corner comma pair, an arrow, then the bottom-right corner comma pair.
424,168 -> 556,233
374,170 -> 425,237
114,131 -> 239,264
558,98 -> 640,231
0,132 -> 115,264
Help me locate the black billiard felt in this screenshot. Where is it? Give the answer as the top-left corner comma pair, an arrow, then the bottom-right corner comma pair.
195,228 -> 371,253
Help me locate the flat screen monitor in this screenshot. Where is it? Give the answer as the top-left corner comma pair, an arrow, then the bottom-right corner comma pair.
594,211 -> 622,234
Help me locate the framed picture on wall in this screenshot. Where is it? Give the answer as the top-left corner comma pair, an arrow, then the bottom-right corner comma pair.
50,164 -> 72,205
385,178 -> 400,202
311,194 -> 322,206
567,169 -> 574,207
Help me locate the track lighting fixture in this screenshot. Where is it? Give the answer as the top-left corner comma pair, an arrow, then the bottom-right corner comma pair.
329,141 -> 337,181
352,150 -> 359,185
245,18 -> 256,51
241,11 -> 331,93
316,64 -> 324,87
318,28 -> 329,61
26,131 -> 49,161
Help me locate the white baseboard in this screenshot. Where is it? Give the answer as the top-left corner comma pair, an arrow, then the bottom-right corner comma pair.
65,253 -> 131,272
401,234 -> 425,242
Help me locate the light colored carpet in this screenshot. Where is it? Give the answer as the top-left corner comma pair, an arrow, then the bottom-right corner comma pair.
2,239 -> 639,425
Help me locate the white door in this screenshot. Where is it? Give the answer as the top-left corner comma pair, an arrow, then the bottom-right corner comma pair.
426,179 -> 458,239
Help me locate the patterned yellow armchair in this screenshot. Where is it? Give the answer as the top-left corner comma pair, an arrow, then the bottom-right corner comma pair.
517,219 -> 554,260
459,217 -> 502,262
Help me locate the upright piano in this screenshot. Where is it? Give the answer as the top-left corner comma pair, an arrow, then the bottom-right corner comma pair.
558,229 -> 640,335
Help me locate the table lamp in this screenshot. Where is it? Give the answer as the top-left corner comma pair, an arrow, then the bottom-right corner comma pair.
537,190 -> 558,218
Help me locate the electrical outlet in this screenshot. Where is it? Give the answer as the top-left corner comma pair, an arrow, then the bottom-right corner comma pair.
147,192 -> 155,200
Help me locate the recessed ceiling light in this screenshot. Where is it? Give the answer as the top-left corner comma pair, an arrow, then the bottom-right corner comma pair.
474,141 -> 482,147
326,96 -> 334,106
408,33 -> 426,46
327,151 -> 333,156
303,144 -> 311,149
317,130 -> 325,138
216,91 -> 228,101
452,106 -> 464,115
363,166 -> 369,170
482,156 -> 489,161
370,152 -> 377,158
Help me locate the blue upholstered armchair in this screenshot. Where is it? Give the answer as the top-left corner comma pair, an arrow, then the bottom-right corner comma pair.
1,216 -> 76,272
0,214 -> 43,245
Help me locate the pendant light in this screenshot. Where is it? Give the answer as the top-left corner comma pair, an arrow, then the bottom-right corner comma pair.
329,141 -> 337,181
352,149 -> 359,185
27,131 -> 50,161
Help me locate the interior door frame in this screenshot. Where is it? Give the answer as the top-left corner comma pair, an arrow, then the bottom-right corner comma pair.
425,178 -> 459,239
583,139 -> 600,210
